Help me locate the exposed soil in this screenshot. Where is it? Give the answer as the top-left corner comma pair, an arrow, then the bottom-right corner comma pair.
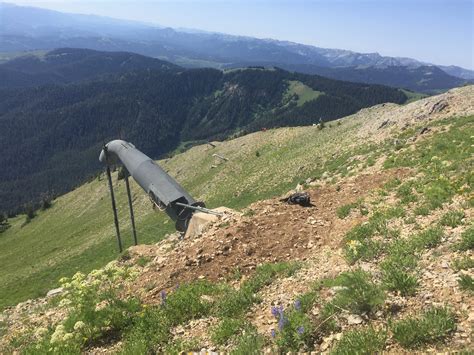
127,168 -> 411,304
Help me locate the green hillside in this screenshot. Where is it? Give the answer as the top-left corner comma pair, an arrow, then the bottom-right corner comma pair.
1,86 -> 472,311
0,115 -> 360,309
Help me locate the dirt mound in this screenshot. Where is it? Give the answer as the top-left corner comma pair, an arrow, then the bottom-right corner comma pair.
126,168 -> 410,304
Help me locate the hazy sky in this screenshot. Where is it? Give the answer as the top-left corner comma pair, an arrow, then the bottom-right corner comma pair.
5,0 -> 474,69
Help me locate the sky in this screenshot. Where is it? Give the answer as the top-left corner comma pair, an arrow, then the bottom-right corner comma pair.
5,0 -> 474,69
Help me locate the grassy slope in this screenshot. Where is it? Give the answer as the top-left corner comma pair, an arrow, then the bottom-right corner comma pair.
400,89 -> 429,104
1,85 -> 471,309
0,116 -> 361,309
285,80 -> 323,106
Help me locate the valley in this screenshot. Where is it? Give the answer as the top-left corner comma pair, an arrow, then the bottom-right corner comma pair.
0,49 -> 407,215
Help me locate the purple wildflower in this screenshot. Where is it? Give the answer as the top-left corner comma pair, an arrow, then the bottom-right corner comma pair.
160,290 -> 167,304
271,305 -> 284,318
271,329 -> 276,338
297,326 -> 305,335
278,313 -> 288,330
294,299 -> 301,311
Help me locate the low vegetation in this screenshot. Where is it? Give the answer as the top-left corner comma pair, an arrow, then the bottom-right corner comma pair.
331,326 -> 386,355
390,307 -> 456,348
380,240 -> 419,296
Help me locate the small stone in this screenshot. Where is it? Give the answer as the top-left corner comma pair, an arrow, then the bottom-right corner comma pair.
346,314 -> 363,325
175,325 -> 185,335
46,287 -> 64,297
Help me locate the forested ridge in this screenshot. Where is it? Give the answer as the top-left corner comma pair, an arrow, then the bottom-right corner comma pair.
0,54 -> 407,215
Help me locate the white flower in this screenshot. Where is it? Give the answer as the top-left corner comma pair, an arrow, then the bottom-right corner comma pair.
62,333 -> 74,342
73,321 -> 86,331
50,325 -> 65,344
59,298 -> 72,307
35,327 -> 48,338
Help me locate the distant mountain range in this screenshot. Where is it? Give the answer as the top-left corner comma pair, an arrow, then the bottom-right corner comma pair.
0,48 -> 408,214
0,2 -> 472,92
0,48 -> 179,88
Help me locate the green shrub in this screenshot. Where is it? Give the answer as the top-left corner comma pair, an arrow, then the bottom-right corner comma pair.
412,227 -> 443,250
25,263 -> 141,353
336,203 -> 357,219
163,338 -> 199,354
211,318 -> 245,345
384,177 -> 402,190
330,270 -> 385,315
423,178 -> 455,210
344,239 -> 383,264
272,291 -> 318,352
331,326 -> 386,355
452,256 -> 474,271
385,206 -> 406,220
136,256 -> 151,267
367,156 -> 376,167
397,183 -> 418,204
381,240 -> 419,296
337,200 -> 368,219
274,306 -> 314,352
317,302 -> 340,335
458,274 -> 474,293
217,262 -> 301,318
457,225 -> 474,251
381,265 -> 418,296
414,205 -> 430,216
231,327 -> 264,355
439,210 -> 464,228
342,222 -> 384,263
123,281 -> 221,353
370,212 -> 401,239
391,307 -> 456,348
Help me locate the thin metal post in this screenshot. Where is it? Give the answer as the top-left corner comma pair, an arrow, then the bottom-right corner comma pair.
105,163 -> 122,253
174,202 -> 223,216
125,175 -> 138,245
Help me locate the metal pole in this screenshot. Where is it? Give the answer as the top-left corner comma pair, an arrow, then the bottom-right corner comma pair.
105,163 -> 123,253
174,202 -> 223,216
125,175 -> 138,246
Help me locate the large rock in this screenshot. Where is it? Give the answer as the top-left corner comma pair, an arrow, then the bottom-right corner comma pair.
184,207 -> 234,239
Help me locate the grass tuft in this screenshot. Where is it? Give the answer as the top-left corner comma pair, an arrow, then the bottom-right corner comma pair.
439,210 -> 464,228
458,274 -> 474,293
216,262 -> 301,318
456,225 -> 474,251
328,270 -> 385,315
411,227 -> 443,250
381,240 -> 419,296
331,326 -> 386,355
391,307 -> 456,348
452,256 -> 474,271
211,318 -> 245,345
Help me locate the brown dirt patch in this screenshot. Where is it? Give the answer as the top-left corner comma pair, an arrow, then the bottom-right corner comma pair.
127,168 -> 411,304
